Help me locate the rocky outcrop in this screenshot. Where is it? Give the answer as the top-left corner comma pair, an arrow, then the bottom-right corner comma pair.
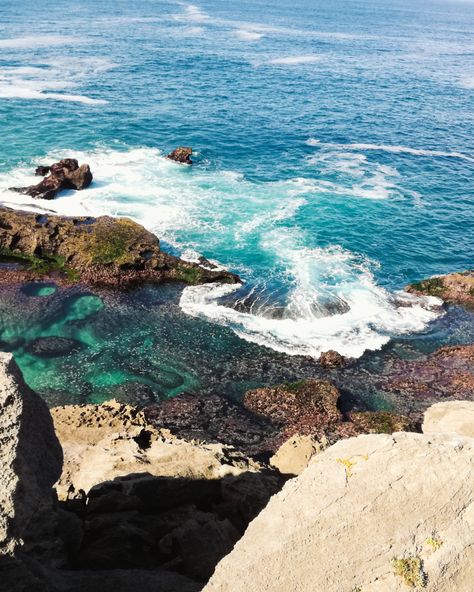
0,352 -> 62,555
243,379 -> 414,449
270,434 -> 328,475
407,270 -> 474,306
382,345 -> 474,415
51,400 -> 286,581
167,147 -> 193,164
51,400 -> 263,500
10,158 -> 93,200
205,431 -> 474,592
423,401 -> 474,438
0,206 -> 238,287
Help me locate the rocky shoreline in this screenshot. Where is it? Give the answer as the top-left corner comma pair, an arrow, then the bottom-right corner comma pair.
1,352 -> 473,591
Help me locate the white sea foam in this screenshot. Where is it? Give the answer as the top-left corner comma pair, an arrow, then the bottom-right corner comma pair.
173,3 -> 210,23
265,55 -> 321,66
234,29 -> 264,42
460,75 -> 474,89
0,35 -> 85,49
180,234 -> 441,358
0,58 -> 113,105
0,146 -> 441,359
306,138 -> 474,163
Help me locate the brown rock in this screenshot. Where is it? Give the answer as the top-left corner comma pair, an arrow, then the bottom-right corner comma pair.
407,270 -> 474,307
0,206 -> 239,288
167,147 -> 193,164
318,350 -> 347,368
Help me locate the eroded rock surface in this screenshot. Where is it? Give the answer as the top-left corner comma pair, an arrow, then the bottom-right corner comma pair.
205,432 -> 474,592
407,270 -> 474,306
167,147 -> 193,164
10,158 -> 93,200
423,400 -> 474,438
0,206 -> 238,287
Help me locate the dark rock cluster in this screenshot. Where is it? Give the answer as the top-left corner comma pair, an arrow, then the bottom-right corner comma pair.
10,158 -> 93,200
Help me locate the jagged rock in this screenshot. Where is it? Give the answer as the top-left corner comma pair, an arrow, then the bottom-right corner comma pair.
10,158 -> 93,200
318,350 -> 347,368
167,147 -> 193,164
51,400 -> 262,500
270,434 -> 328,475
0,206 -> 239,287
205,432 -> 474,592
423,401 -> 474,438
25,336 -> 83,358
407,270 -> 474,307
0,352 -> 63,566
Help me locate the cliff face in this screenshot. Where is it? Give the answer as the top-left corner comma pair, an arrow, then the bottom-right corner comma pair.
0,207 -> 238,287
205,430 -> 474,592
0,352 -> 62,557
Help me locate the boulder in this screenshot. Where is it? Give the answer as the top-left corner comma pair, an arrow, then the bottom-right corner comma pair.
270,434 -> 327,475
10,158 -> 93,200
318,350 -> 347,368
167,147 -> 193,164
407,270 -> 474,307
423,401 -> 474,438
205,432 -> 474,592
0,351 -> 62,559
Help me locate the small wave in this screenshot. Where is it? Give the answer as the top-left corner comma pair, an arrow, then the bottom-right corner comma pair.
306,138 -> 474,164
460,75 -> 474,89
0,35 -> 85,49
173,3 -> 210,23
180,235 -> 441,359
265,55 -> 321,66
234,29 -> 264,42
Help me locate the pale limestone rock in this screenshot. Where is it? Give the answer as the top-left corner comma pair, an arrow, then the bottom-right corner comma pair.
0,352 -> 62,556
51,400 -> 261,499
205,432 -> 474,592
270,434 -> 327,475
423,401 -> 474,438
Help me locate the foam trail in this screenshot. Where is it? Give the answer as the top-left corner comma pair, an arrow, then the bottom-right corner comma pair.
307,138 -> 474,163
265,55 -> 320,65
234,29 -> 264,42
0,35 -> 84,49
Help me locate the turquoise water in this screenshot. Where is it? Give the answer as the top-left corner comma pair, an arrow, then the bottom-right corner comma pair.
0,0 -> 473,400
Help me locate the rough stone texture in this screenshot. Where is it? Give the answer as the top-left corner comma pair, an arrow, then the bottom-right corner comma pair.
10,158 -> 93,200
318,350 -> 348,368
382,345 -> 474,416
167,146 -> 193,164
407,270 -> 474,307
205,432 -> 474,592
51,400 -> 262,500
243,379 -> 414,450
423,401 -> 474,438
0,352 -> 62,557
0,206 -> 238,288
270,434 -> 328,475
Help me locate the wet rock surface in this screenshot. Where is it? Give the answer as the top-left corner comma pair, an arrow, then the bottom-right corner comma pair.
10,158 -> 93,200
407,269 -> 474,307
0,206 -> 238,288
25,336 -> 84,358
167,146 -> 193,164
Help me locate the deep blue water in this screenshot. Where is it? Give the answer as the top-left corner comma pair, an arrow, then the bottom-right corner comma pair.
0,0 -> 473,401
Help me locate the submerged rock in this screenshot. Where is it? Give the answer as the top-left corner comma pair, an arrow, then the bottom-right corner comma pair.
25,336 -> 83,358
10,158 -> 93,200
407,269 -> 474,307
167,146 -> 193,164
205,431 -> 474,592
0,206 -> 238,288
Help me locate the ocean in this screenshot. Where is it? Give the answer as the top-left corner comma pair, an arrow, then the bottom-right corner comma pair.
0,0 -> 473,404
